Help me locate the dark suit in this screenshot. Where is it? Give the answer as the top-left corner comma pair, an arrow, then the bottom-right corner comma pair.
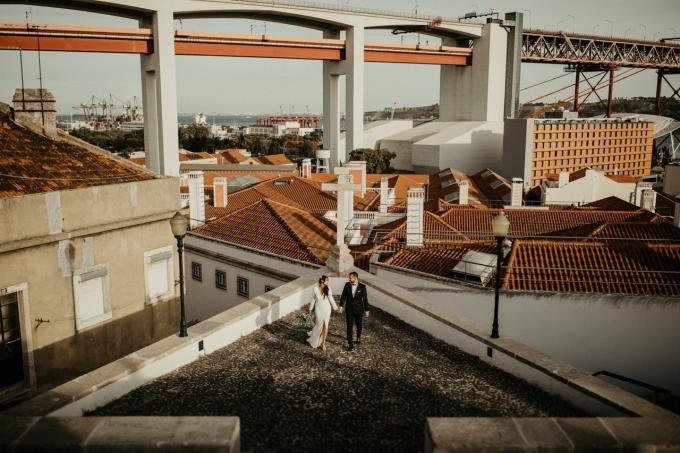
339,282 -> 369,348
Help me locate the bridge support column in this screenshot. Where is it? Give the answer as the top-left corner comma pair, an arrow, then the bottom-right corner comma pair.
345,25 -> 364,160
440,21 -> 508,121
323,30 -> 341,170
139,10 -> 179,176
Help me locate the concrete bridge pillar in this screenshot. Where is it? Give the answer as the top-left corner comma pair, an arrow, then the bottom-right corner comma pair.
439,21 -> 508,122
323,30 -> 341,170
345,25 -> 365,162
139,9 -> 180,176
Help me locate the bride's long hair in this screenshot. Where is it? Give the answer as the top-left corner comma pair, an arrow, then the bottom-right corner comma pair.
318,275 -> 329,298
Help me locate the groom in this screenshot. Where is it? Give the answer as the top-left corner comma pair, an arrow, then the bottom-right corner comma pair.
338,271 -> 369,351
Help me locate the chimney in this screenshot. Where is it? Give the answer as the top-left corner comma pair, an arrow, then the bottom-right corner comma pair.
406,187 -> 425,247
634,182 -> 654,207
558,171 -> 570,188
511,178 -> 523,207
188,171 -> 205,228
12,88 -> 57,136
674,195 -> 680,228
458,180 -> 469,205
347,161 -> 367,196
300,158 -> 312,179
379,176 -> 389,214
641,189 -> 657,212
213,177 -> 228,208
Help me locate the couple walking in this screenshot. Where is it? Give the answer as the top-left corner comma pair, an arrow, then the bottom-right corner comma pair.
307,272 -> 369,352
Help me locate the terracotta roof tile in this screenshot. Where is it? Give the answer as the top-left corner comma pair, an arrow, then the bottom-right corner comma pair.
439,206 -> 666,238
503,240 -> 680,296
216,149 -> 247,164
383,243 -> 497,279
255,154 -> 295,165
0,113 -> 154,198
193,199 -> 336,264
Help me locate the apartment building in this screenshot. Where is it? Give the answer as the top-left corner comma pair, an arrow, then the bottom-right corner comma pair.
503,117 -> 654,188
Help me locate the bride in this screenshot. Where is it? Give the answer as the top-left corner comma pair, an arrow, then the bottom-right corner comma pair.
307,275 -> 338,351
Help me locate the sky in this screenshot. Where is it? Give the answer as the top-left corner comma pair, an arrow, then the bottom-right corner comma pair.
0,0 -> 678,115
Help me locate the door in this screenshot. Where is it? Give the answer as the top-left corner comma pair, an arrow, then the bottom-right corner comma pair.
0,292 -> 24,389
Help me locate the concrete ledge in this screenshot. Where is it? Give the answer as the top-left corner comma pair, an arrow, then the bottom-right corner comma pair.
348,268 -> 675,418
425,417 -> 680,452
0,416 -> 239,452
4,270 -> 319,417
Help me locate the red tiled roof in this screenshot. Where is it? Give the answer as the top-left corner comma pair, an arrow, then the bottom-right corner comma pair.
255,154 -> 295,165
503,240 -> 680,296
0,113 -> 154,198
192,199 -> 335,264
216,149 -> 247,164
580,196 -> 641,212
469,168 -> 511,203
439,206 -> 665,238
383,243 -> 497,279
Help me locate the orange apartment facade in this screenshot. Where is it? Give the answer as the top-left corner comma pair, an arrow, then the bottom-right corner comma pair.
503,118 -> 654,188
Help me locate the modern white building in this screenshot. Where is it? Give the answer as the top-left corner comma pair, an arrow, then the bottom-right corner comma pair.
379,120 -> 504,174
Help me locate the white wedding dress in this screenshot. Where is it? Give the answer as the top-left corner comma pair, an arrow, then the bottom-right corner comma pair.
307,285 -> 337,348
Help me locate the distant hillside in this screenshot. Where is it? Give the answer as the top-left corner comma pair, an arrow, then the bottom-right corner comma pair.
367,98 -> 680,122
365,104 -> 439,121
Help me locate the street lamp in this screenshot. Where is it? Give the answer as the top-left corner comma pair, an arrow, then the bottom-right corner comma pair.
170,212 -> 189,337
640,24 -> 647,41
624,27 -> 631,39
605,19 -> 614,37
557,19 -> 564,31
490,211 -> 510,339
568,14 -> 575,34
592,24 -> 600,34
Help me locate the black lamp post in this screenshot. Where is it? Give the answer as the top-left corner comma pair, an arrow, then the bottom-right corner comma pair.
170,212 -> 188,337
491,211 -> 510,339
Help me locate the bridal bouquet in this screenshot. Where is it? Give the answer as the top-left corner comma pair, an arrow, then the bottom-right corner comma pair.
298,312 -> 314,329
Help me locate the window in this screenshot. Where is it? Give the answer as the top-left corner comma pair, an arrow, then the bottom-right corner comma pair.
144,247 -> 174,304
191,262 -> 202,281
237,276 -> 249,298
73,264 -> 112,331
215,270 -> 227,290
265,285 -> 275,292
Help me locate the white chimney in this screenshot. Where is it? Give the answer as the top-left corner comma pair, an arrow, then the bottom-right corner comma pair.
674,195 -> 680,228
406,187 -> 425,247
458,180 -> 469,205
511,178 -> 523,207
346,161 -> 367,196
558,171 -> 570,188
634,182 -> 654,207
641,189 -> 657,212
213,177 -> 228,208
379,176 -> 389,214
300,159 -> 312,179
188,171 -> 205,228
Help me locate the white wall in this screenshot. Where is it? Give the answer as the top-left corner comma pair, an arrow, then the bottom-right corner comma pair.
338,120 -> 413,158
372,264 -> 680,396
412,121 -> 504,174
543,171 -> 635,205
184,234 -> 320,322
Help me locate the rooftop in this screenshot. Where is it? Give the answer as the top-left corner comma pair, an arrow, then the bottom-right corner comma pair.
0,111 -> 155,198
87,307 -> 585,452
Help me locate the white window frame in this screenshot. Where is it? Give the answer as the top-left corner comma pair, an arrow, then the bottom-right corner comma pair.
237,276 -> 249,298
215,269 -> 227,291
143,246 -> 175,305
73,264 -> 112,332
191,261 -> 202,282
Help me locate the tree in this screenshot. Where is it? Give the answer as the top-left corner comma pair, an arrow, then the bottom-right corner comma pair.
349,148 -> 396,174
179,124 -> 212,152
